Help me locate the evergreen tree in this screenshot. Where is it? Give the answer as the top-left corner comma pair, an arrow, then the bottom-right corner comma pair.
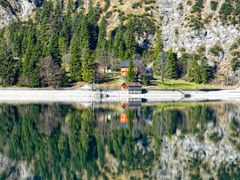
127,59 -> 135,82
48,33 -> 62,65
67,0 -> 74,14
0,41 -> 18,86
125,20 -> 136,59
97,17 -> 107,50
21,22 -> 40,87
113,25 -> 125,59
202,59 -> 208,84
192,55 -> 201,84
166,49 -> 178,79
82,47 -> 94,83
153,33 -> 164,78
69,27 -> 82,81
87,1 -> 100,50
58,17 -> 72,55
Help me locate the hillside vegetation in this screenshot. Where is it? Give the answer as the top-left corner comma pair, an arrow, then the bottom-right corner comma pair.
0,0 -> 239,87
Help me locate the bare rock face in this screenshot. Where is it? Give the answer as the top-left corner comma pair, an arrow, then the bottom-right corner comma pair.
156,0 -> 240,83
0,0 -> 42,29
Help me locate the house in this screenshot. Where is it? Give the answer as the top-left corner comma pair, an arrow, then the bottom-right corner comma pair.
94,61 -> 111,73
120,60 -> 138,76
119,60 -> 153,78
145,67 -> 153,79
121,82 -> 142,94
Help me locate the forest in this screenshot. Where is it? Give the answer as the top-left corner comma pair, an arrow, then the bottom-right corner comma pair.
0,0 -> 216,87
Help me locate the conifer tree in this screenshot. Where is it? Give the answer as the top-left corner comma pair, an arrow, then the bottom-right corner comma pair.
21,23 -> 40,87
82,47 -> 94,83
69,27 -> 82,81
113,25 -> 125,59
166,48 -> 178,79
127,59 -> 135,82
154,33 -> 164,76
0,41 -> 18,86
125,20 -> 136,59
97,17 -> 107,50
192,55 -> 201,84
48,33 -> 62,65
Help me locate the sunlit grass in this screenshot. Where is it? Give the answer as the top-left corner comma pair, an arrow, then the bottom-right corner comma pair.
149,75 -> 218,90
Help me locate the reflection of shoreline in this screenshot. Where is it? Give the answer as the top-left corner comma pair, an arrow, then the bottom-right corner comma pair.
0,89 -> 240,103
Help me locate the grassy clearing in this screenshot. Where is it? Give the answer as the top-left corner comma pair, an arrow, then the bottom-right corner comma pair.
149,75 -> 218,90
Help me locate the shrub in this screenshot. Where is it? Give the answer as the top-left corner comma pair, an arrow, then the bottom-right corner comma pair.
210,1 -> 218,11
209,45 -> 223,56
231,57 -> 239,71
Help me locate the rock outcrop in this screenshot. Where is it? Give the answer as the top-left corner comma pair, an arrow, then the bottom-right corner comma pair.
0,0 -> 42,29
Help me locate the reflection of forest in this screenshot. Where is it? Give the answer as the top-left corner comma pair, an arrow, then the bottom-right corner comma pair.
0,103 -> 239,179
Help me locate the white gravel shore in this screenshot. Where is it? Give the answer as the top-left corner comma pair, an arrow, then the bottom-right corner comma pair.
0,88 -> 240,103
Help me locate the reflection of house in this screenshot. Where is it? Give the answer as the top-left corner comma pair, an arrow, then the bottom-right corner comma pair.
120,113 -> 128,129
121,82 -> 142,94
119,60 -> 153,78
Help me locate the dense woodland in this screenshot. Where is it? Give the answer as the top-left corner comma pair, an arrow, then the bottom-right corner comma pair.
0,1 -> 222,87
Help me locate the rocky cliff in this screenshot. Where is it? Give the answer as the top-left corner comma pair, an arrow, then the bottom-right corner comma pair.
0,0 -> 42,28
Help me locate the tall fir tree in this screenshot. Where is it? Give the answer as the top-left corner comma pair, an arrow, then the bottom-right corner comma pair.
48,33 -> 62,65
0,41 -> 18,86
97,17 -> 107,50
21,23 -> 40,87
113,25 -> 125,59
192,55 -> 201,84
127,59 -> 135,82
82,47 -> 94,83
125,20 -> 136,59
69,26 -> 82,81
166,48 -> 178,79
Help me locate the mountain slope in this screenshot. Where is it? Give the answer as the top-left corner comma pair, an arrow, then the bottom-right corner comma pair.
0,0 -> 239,86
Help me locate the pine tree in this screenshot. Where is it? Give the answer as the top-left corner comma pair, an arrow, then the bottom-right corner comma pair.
127,59 -> 135,82
97,17 -> 107,50
21,23 -> 40,87
166,48 -> 178,79
125,20 -> 136,59
69,27 -> 82,81
202,58 -> 208,84
113,25 -> 125,59
82,47 -> 94,83
48,33 -> 62,65
154,33 -> 164,74
192,55 -> 201,84
0,41 -> 18,86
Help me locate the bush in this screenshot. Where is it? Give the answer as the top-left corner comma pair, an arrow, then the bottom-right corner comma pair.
209,45 -> 223,56
210,1 -> 218,11
132,2 -> 142,9
231,57 -> 239,71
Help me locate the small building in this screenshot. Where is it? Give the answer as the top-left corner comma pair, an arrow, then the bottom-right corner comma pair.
120,60 -> 141,76
145,67 -> 153,79
121,82 -> 142,94
94,61 -> 111,73
119,60 -> 153,78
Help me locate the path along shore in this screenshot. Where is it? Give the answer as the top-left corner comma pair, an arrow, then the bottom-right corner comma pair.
0,88 -> 240,103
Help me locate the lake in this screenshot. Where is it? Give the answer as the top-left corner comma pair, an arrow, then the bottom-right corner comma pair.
0,101 -> 239,179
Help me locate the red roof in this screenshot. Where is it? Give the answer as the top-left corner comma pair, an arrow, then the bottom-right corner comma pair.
121,82 -> 142,87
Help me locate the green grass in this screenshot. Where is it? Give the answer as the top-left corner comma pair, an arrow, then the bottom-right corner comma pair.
149,75 -> 218,90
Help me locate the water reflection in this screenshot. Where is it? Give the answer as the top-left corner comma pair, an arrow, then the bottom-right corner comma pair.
0,102 -> 239,179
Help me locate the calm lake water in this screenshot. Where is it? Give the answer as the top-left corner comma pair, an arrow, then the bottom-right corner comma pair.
0,102 -> 239,179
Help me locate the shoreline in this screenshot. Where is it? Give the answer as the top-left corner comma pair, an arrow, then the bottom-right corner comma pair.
0,88 -> 240,103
